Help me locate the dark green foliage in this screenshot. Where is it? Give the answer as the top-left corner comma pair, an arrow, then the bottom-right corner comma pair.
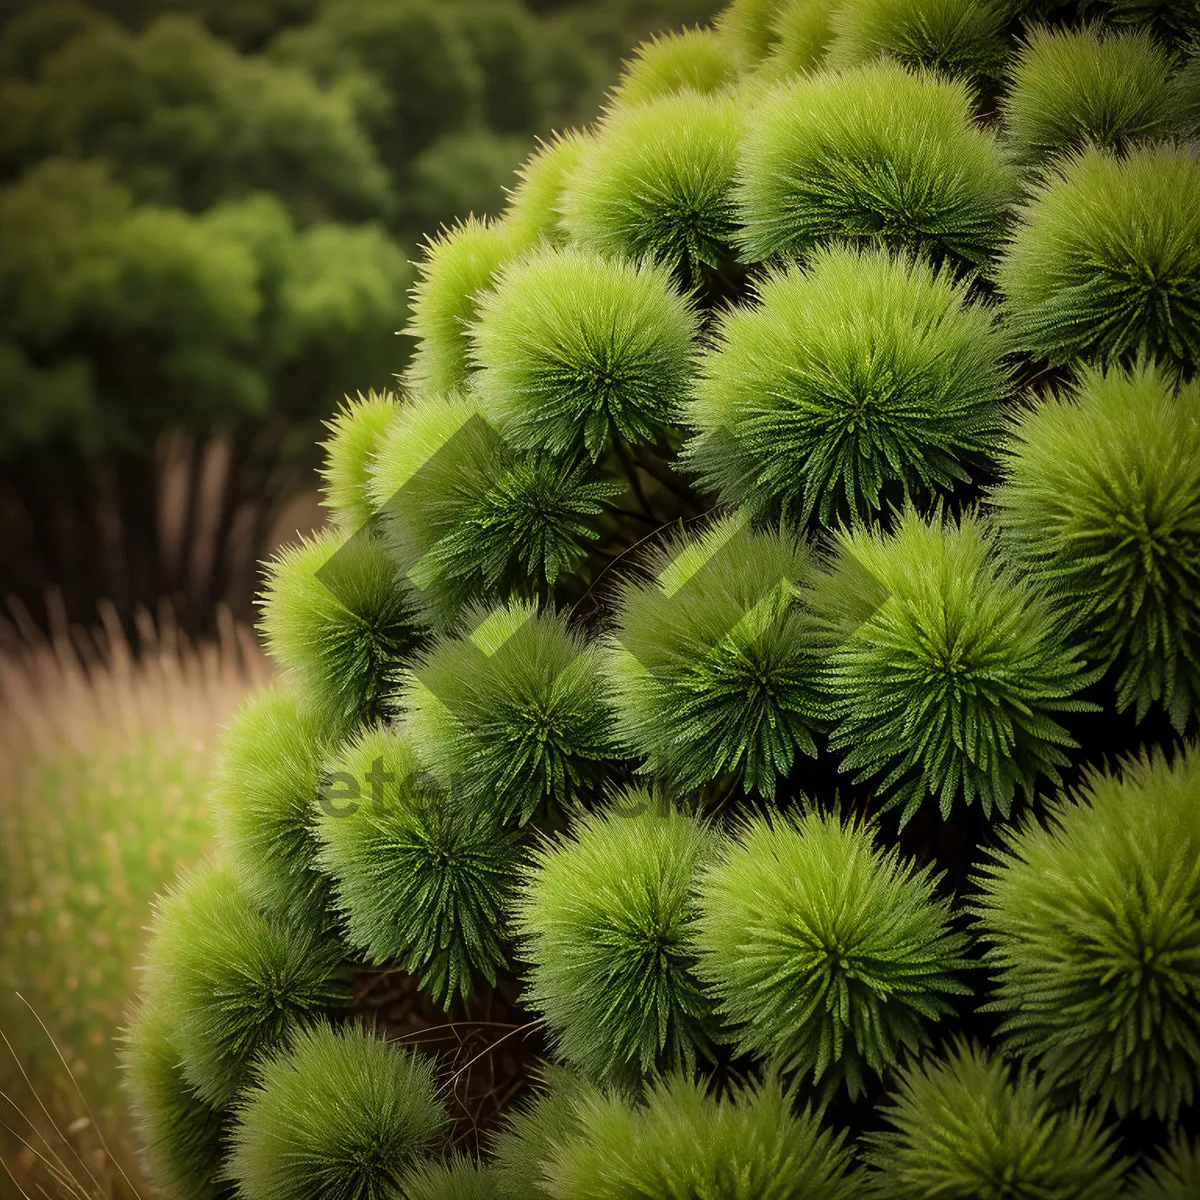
123,1006 -> 233,1200
612,26 -> 736,104
470,244 -> 700,460
1001,24 -> 1180,165
1177,47 -> 1200,134
997,143 -> 1200,370
399,602 -> 620,826
226,1023 -> 447,1200
736,62 -> 1016,267
319,390 -> 398,534
695,810 -> 969,1096
211,686 -> 337,927
368,393 -> 618,627
542,1073 -> 862,1199
604,515 -> 826,797
561,89 -> 743,285
864,1041 -> 1129,1198
1129,1135 -> 1200,1200
974,743 -> 1200,1121
1107,0 -> 1200,40
515,802 -> 720,1085
258,529 -> 426,732
992,361 -> 1200,730
684,242 -> 1011,525
404,218 -> 531,397
316,725 -> 520,1008
808,510 -> 1094,822
141,857 -> 347,1107
829,0 -> 1010,81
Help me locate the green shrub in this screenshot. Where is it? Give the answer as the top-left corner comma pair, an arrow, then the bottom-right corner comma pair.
736,62 -> 1016,267
975,743 -> 1200,1121
318,389 -> 398,533
612,26 -> 737,103
515,802 -> 719,1085
226,1023 -> 447,1200
991,360 -> 1200,729
684,242 -> 1010,525
1001,24 -> 1180,165
997,143 -> 1200,370
1129,1135 -> 1200,1200
864,1041 -> 1129,1198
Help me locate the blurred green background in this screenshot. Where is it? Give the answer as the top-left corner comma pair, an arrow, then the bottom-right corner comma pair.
0,0 -> 718,637
0,3 -> 719,1195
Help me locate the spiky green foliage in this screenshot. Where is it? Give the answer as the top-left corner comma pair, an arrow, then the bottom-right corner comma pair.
140,858 -> 347,1107
864,1041 -> 1129,1199
1001,25 -> 1179,166
684,243 -> 1010,526
1108,0 -> 1200,40
756,0 -> 839,78
515,801 -> 720,1085
1129,1135 -> 1200,1200
997,143 -> 1200,369
491,1066 -> 601,1199
469,245 -> 699,460
694,810 -> 969,1096
319,390 -> 399,534
315,725 -> 519,1008
401,1160 -> 502,1200
1177,48 -> 1200,134
405,217 -> 529,396
398,602 -> 619,826
604,515 -> 825,797
258,530 -> 426,732
123,1007 -> 232,1200
717,0 -> 785,65
211,686 -> 337,927
501,131 -> 589,247
542,1073 -> 861,1199
613,28 -> 738,106
828,0 -> 1009,80
808,510 -> 1093,822
559,91 -> 743,286
992,361 -> 1200,730
226,1024 -> 447,1200
974,743 -> 1200,1121
736,62 -> 1016,267
368,391 -> 618,628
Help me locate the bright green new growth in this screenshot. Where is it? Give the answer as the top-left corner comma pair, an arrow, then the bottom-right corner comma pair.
1001,24 -> 1180,166
542,1073 -> 861,1200
694,810 -> 969,1097
516,801 -> 720,1085
500,131 -> 589,247
736,62 -> 1016,267
809,509 -> 1093,822
123,1007 -> 231,1200
318,389 -> 398,533
614,28 -> 737,106
864,1040 -> 1129,1199
717,0 -> 785,64
258,528 -> 425,732
997,143 -> 1200,370
756,0 -> 839,79
992,361 -> 1200,729
398,602 -> 619,826
141,858 -> 347,1107
604,515 -> 825,797
470,244 -> 699,461
226,1024 -> 447,1200
828,0 -> 1010,81
405,217 -> 530,395
211,686 -> 338,927
401,1158 -> 503,1200
1129,1135 -> 1200,1200
684,243 -> 1010,525
559,90 -> 744,286
974,743 -> 1200,1121
315,725 -> 519,1007
368,392 -> 618,628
